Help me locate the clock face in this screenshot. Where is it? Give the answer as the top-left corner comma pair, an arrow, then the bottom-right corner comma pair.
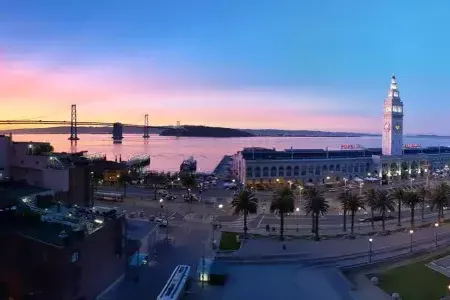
384,122 -> 391,132
395,124 -> 402,132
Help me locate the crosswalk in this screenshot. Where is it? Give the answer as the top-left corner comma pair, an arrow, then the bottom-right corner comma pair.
222,214 -> 260,228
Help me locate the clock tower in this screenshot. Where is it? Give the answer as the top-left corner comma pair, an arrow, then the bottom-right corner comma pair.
382,75 -> 404,156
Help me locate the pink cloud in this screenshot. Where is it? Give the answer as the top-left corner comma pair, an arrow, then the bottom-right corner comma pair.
0,54 -> 377,131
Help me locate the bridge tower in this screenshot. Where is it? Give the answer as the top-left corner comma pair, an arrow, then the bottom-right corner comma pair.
143,114 -> 150,139
68,104 -> 80,141
176,121 -> 181,128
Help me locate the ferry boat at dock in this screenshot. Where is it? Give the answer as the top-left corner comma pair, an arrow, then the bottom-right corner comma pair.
180,156 -> 197,173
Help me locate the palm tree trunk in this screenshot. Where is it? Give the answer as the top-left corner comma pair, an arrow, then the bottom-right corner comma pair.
342,210 -> 347,232
280,213 -> 284,241
370,208 -> 375,229
410,207 -> 415,230
311,213 -> 315,233
314,213 -> 320,240
382,210 -> 386,232
397,200 -> 401,226
350,211 -> 355,235
243,212 -> 248,238
421,202 -> 425,220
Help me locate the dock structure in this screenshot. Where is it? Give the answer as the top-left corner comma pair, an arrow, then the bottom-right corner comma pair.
213,155 -> 232,175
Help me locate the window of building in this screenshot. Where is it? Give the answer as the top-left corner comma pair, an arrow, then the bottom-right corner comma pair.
246,167 -> 253,178
336,164 -> 341,171
293,166 -> 300,176
342,164 -> 347,172
315,166 -> 320,175
254,167 -> 261,178
286,166 -> 292,177
270,167 -> 277,177
71,251 -> 79,263
308,166 -> 313,175
263,167 -> 269,177
301,166 -> 307,176
278,166 -> 284,177
329,165 -> 334,171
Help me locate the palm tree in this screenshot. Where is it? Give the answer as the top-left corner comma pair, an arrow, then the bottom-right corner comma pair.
338,191 -> 349,232
391,187 -> 406,226
403,188 -> 421,230
344,192 -> 365,236
231,190 -> 258,238
416,185 -> 429,220
363,188 -> 377,229
304,187 -> 329,241
430,182 -> 450,223
118,173 -> 131,197
180,174 -> 197,205
373,190 -> 396,232
270,187 -> 295,240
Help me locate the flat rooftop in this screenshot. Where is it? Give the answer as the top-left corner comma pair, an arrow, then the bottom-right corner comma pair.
0,186 -> 124,247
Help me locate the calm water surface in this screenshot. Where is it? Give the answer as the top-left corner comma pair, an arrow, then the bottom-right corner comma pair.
10,134 -> 450,172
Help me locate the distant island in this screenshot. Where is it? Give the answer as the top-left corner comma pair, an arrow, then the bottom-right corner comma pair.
160,125 -> 253,137
3,126 -> 450,138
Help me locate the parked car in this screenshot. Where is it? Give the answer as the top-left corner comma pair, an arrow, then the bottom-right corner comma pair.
164,194 -> 177,201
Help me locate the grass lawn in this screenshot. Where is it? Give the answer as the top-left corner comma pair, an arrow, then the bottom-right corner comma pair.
219,232 -> 241,251
379,254 -> 450,300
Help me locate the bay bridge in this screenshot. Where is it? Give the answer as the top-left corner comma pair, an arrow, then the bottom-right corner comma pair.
0,104 -> 183,142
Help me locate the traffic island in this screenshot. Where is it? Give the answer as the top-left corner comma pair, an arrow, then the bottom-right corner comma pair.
373,251 -> 450,300
219,232 -> 241,251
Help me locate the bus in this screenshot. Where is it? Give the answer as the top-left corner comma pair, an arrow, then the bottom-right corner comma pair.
157,265 -> 191,300
94,191 -> 124,202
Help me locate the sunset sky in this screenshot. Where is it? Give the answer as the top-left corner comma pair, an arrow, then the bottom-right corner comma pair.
1,1 -> 450,134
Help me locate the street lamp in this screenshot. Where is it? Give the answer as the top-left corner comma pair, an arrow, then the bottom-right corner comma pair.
435,222 -> 439,248
343,177 -> 348,187
409,230 -> 414,253
367,172 -> 371,177
159,199 -> 169,240
410,178 -> 415,189
212,204 -> 224,245
425,169 -> 429,187
368,238 -> 373,263
359,182 -> 364,196
298,186 -> 303,204
326,176 -> 330,180
296,207 -> 300,232
288,181 -> 292,189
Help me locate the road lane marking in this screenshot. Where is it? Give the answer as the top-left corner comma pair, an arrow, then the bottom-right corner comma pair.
257,215 -> 265,228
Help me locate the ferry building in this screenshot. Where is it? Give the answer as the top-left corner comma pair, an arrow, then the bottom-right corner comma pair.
232,75 -> 450,187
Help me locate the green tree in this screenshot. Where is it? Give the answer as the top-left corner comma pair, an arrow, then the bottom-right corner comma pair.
231,190 -> 258,238
415,185 -> 429,220
303,187 -> 329,241
430,182 -> 450,224
403,188 -> 421,230
390,187 -> 407,226
363,188 -> 378,229
118,173 -> 131,197
373,190 -> 395,232
270,187 -> 295,240
343,192 -> 365,236
338,190 -> 349,232
180,174 -> 197,205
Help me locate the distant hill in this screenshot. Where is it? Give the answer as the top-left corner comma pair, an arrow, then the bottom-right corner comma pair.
160,125 -> 254,137
245,129 -> 379,137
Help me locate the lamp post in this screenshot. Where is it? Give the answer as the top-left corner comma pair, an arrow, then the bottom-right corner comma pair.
296,207 -> 300,232
368,238 -> 373,263
160,198 -> 169,241
298,186 -> 303,204
410,178 -> 415,189
435,222 -> 439,248
359,182 -> 364,196
212,204 -> 224,246
409,229 -> 414,253
343,177 -> 348,188
425,169 -> 429,187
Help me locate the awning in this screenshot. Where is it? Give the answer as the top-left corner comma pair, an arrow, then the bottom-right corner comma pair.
354,177 -> 364,182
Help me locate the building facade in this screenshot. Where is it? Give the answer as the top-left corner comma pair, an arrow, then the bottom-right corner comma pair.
0,197 -> 127,300
232,76 -> 450,187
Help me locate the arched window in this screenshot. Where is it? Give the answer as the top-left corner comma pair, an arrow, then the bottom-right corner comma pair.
336,164 -> 341,171
322,165 -> 328,171
342,164 -> 347,172
270,167 -> 277,177
301,166 -> 307,176
286,166 -> 292,177
263,167 -> 269,177
293,166 -> 300,176
278,166 -> 285,177
329,165 -> 335,171
246,167 -> 253,178
315,166 -> 321,175
254,167 -> 261,177
308,166 -> 313,175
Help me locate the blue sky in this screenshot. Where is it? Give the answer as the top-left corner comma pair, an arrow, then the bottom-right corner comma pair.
0,0 -> 449,133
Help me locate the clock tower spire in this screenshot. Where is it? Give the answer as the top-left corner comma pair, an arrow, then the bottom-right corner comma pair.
382,74 -> 404,156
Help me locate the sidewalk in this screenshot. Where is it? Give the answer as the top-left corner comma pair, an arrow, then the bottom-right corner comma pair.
226,220 -> 450,260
